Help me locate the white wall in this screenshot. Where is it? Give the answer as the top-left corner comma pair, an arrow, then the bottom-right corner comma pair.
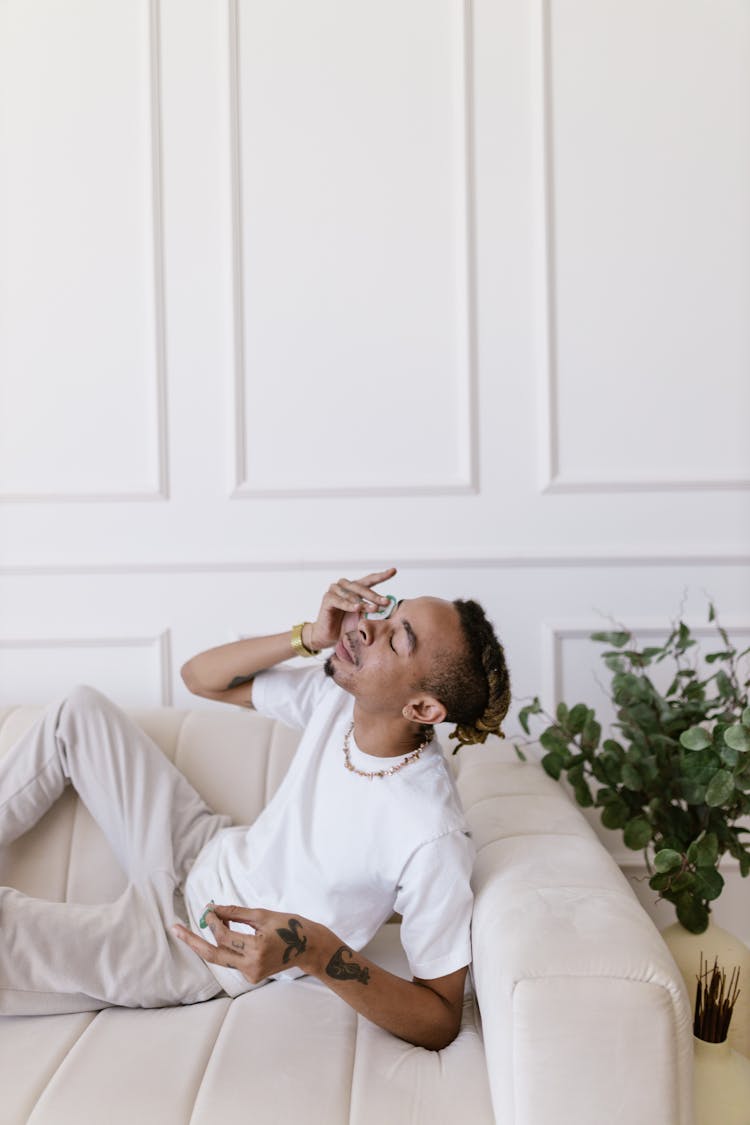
1,0 -> 749,939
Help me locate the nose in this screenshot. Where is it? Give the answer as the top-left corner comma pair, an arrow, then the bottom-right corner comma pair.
357,616 -> 386,652
342,610 -> 376,649
356,615 -> 377,646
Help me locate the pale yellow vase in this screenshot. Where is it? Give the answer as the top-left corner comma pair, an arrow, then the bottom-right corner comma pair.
660,917 -> 750,1059
693,1036 -> 750,1125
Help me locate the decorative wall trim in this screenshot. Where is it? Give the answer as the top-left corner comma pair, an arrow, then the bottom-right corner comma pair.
231,482 -> 480,500
159,627 -> 173,705
148,0 -> 170,502
0,630 -> 172,705
614,853 -> 742,871
534,0 -> 559,497
0,492 -> 168,504
0,0 -> 169,504
1,551 -> 749,577
544,476 -> 750,495
227,0 -> 479,498
534,0 -> 750,496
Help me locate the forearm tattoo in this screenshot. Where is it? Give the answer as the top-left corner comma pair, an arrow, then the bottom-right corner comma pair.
325,946 -> 370,985
227,674 -> 254,690
276,918 -> 307,964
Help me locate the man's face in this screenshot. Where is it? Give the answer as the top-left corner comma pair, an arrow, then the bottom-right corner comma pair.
324,596 -> 463,717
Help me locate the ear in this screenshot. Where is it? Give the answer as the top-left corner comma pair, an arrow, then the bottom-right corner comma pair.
403,695 -> 446,726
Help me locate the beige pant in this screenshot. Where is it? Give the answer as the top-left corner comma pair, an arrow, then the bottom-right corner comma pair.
0,684 -> 232,1015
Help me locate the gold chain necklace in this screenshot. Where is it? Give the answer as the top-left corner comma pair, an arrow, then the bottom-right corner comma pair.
342,721 -> 434,780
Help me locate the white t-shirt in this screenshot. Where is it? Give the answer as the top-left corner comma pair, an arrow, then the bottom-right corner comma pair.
184,664 -> 475,997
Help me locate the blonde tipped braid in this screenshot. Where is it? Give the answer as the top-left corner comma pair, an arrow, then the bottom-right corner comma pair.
449,642 -> 512,749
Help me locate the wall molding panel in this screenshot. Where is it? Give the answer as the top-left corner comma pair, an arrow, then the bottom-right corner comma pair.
0,631 -> 173,705
0,0 -> 169,503
227,0 -> 479,498
535,0 -> 750,496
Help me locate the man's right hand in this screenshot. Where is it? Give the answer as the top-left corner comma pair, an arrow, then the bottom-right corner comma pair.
182,567 -> 399,706
308,568 -> 397,652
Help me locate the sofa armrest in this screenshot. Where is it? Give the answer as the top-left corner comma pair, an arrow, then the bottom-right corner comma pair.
455,749 -> 695,1125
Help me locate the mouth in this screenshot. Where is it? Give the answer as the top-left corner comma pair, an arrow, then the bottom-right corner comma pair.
335,634 -> 358,665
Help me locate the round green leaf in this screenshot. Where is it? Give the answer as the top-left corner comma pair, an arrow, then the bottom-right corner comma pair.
541,751 -> 563,780
742,706 -> 750,729
720,744 -> 739,768
621,764 -> 643,791
540,728 -> 570,755
591,630 -> 630,648
687,832 -> 719,867
680,727 -> 712,752
601,801 -> 629,830
603,739 -> 625,757
677,778 -> 706,804
670,871 -> 695,893
653,848 -> 682,873
704,769 -> 735,807
582,715 -> 601,750
724,725 -> 750,754
567,763 -> 584,785
682,754 -> 714,780
623,816 -> 652,850
595,786 -> 618,806
675,893 -> 709,934
716,670 -> 733,697
568,704 -> 588,734
573,781 -> 594,808
693,867 -> 724,902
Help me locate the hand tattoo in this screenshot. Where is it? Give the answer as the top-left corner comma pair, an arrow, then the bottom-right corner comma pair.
231,939 -> 246,951
276,918 -> 307,964
325,946 -> 370,985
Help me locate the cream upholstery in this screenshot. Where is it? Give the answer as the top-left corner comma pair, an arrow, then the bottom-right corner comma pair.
0,702 -> 694,1124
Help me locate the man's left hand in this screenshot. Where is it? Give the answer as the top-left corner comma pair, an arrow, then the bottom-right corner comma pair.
173,905 -> 321,983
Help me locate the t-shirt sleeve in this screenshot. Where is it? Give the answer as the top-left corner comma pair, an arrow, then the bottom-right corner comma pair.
251,663 -> 334,730
393,829 -> 475,980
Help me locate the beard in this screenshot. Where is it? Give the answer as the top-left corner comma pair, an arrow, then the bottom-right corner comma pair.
324,655 -> 335,678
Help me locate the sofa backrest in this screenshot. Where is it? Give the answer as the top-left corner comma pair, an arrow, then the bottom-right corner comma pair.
0,704 -> 302,905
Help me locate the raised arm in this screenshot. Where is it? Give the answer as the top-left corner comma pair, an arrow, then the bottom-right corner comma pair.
180,567 -> 396,707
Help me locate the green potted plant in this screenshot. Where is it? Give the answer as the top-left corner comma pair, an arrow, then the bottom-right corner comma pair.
513,605 -> 750,935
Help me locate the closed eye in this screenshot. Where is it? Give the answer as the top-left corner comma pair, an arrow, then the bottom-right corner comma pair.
389,602 -> 404,654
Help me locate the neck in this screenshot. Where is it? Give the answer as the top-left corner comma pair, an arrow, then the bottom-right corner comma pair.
351,704 -> 429,759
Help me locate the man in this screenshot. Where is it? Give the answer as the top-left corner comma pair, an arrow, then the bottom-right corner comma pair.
0,567 -> 510,1050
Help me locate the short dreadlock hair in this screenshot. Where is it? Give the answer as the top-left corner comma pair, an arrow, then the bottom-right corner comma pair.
416,598 -> 511,751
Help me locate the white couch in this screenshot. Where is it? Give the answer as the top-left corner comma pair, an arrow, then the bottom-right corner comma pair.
0,700 -> 694,1124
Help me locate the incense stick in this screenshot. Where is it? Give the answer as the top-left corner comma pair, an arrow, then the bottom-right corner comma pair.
694,952 -> 742,1043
